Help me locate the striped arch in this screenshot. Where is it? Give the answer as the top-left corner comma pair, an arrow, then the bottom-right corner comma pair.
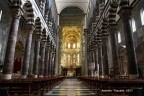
108,1 -> 118,24
46,35 -> 51,48
120,0 -> 129,8
35,17 -> 42,34
12,0 -> 22,6
41,28 -> 47,42
23,1 -> 34,24
101,18 -> 108,37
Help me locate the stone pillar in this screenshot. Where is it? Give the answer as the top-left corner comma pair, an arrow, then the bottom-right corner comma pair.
39,43 -> 46,78
33,37 -> 41,78
118,6 -> 138,79
86,48 -> 89,76
39,29 -> 47,78
50,50 -> 54,76
93,37 -> 99,77
98,43 -> 104,78
21,24 -> 35,78
51,46 -> 55,76
50,52 -> 53,76
2,4 -> 22,80
84,30 -> 88,76
44,36 -> 50,77
91,42 -> 95,77
44,48 -> 49,77
28,43 -> 34,77
33,24 -> 42,78
47,51 -> 51,77
95,46 -> 99,77
101,20 -> 109,78
52,48 -> 56,76
102,37 -> 109,78
52,53 -> 56,76
97,30 -> 104,78
108,24 -> 119,75
48,41 -> 52,76
87,52 -> 90,76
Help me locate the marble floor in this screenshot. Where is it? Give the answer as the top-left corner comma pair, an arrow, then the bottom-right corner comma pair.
45,78 -> 96,96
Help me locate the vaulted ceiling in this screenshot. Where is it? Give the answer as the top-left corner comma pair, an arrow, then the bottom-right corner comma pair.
55,0 -> 90,14
60,6 -> 85,26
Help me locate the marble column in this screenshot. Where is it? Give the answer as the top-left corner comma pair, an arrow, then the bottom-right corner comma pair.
91,43 -> 95,77
98,43 -> 104,78
39,30 -> 47,77
44,37 -> 50,77
39,42 -> 46,78
97,30 -> 104,78
44,47 -> 49,77
52,53 -> 56,76
2,7 -> 22,80
33,35 -> 41,78
49,52 -> 53,76
51,46 -> 55,76
93,39 -> 99,77
101,20 -> 109,78
87,52 -> 90,76
94,47 -> 98,71
21,24 -> 35,78
118,7 -> 138,79
84,31 -> 88,76
102,37 -> 109,78
53,47 -> 56,76
109,24 -> 119,75
48,42 -> 52,76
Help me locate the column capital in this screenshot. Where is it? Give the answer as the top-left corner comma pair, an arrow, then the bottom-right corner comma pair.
108,23 -> 118,33
11,7 -> 22,19
35,35 -> 42,41
118,7 -> 132,20
26,24 -> 35,34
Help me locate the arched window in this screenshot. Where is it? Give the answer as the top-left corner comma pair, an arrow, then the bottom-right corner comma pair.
0,10 -> 2,22
68,43 -> 71,48
140,9 -> 144,25
118,31 -> 121,43
73,43 -> 76,49
130,18 -> 136,32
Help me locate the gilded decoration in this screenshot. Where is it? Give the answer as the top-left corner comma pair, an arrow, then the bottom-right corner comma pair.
60,26 -> 81,68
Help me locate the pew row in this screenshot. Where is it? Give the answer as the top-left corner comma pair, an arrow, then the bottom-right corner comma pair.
77,77 -> 144,95
0,77 -> 64,96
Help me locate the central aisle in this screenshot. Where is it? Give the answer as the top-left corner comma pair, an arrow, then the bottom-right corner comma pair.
45,78 -> 96,96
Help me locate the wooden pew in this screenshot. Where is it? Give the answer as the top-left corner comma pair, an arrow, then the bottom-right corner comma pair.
77,77 -> 144,95
0,77 -> 64,96
0,88 -> 9,96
